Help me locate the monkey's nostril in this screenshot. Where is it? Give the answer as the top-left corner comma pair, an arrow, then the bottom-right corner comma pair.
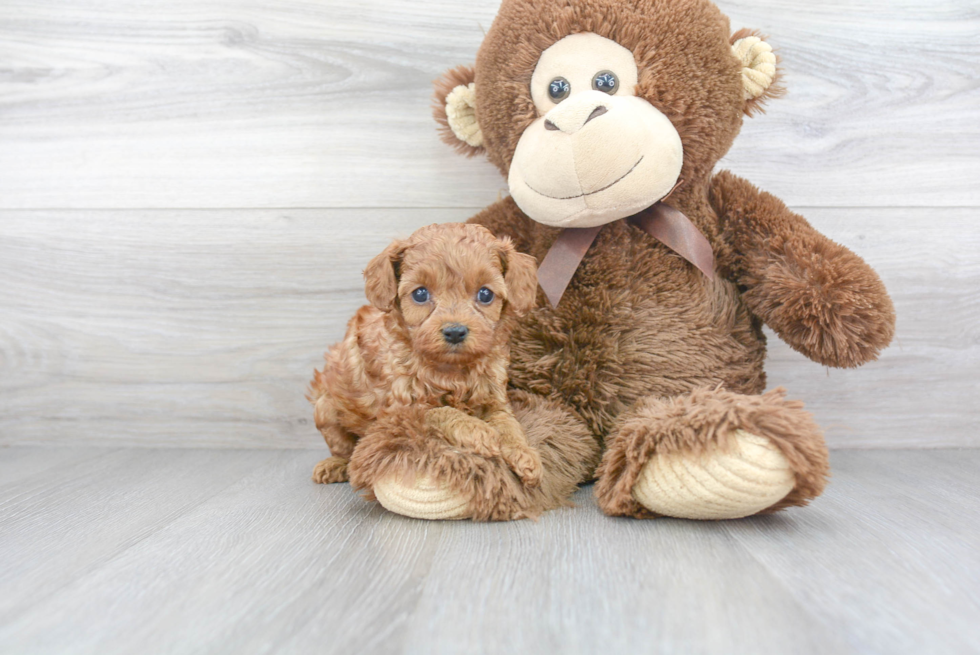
544,119 -> 559,131
442,324 -> 468,345
584,106 -> 608,125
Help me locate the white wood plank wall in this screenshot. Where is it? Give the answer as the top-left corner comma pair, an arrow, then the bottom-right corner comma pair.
1,0 -> 978,448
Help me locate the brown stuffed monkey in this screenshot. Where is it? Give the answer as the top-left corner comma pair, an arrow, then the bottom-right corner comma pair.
346,0 -> 895,521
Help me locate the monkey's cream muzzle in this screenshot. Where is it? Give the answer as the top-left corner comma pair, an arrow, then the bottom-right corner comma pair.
508,90 -> 683,228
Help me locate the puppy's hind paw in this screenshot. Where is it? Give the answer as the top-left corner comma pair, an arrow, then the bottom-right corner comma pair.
504,446 -> 543,488
312,456 -> 349,484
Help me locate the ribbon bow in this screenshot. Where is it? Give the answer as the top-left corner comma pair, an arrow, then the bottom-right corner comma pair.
536,201 -> 715,307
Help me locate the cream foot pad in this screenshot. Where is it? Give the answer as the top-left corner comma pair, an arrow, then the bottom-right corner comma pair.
373,476 -> 472,520
632,430 -> 795,520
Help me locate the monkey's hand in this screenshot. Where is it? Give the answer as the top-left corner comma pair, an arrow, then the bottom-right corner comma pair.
711,170 -> 895,368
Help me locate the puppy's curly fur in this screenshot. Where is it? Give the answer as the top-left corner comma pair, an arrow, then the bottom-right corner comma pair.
308,223 -> 541,490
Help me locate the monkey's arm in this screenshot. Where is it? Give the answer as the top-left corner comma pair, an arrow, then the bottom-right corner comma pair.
710,170 -> 895,368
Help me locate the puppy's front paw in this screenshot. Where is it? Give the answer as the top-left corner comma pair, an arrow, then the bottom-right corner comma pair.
503,446 -> 542,488
312,456 -> 349,484
425,407 -> 500,458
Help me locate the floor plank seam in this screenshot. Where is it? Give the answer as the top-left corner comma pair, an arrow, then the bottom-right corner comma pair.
0,453 -> 277,626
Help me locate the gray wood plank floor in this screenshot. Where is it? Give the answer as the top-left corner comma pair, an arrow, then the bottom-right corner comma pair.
1,447 -> 977,655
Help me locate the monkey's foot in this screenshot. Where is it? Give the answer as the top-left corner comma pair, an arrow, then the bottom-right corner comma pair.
632,430 -> 795,520
595,388 -> 829,519
349,392 -> 598,521
373,476 -> 472,520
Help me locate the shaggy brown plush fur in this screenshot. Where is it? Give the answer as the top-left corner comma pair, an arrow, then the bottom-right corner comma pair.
443,0 -> 748,186
308,223 -> 543,488
402,0 -> 894,520
710,171 -> 896,368
594,387 -> 829,518
349,390 -> 600,520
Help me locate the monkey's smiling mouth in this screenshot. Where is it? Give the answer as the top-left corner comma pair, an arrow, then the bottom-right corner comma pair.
525,156 -> 644,200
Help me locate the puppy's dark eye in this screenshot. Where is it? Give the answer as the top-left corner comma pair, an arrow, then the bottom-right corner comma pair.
412,287 -> 430,303
548,77 -> 570,102
477,287 -> 494,304
592,70 -> 618,94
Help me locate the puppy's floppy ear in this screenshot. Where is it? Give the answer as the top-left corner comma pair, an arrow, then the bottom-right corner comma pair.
496,238 -> 538,316
363,240 -> 407,311
433,65 -> 485,157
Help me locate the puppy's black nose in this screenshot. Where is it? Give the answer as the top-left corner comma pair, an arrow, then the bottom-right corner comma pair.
442,324 -> 468,345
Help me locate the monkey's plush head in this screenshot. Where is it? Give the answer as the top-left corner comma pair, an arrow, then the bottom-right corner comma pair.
435,0 -> 781,229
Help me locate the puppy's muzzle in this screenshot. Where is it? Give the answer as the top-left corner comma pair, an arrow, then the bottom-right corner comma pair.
441,324 -> 469,345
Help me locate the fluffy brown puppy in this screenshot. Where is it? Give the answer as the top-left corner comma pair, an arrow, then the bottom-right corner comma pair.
361,0 -> 896,521
308,223 -> 542,494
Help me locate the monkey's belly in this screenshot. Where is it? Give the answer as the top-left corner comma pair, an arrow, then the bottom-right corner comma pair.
508,263 -> 766,435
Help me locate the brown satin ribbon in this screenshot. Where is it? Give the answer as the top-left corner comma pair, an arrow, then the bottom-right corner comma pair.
537,202 -> 715,307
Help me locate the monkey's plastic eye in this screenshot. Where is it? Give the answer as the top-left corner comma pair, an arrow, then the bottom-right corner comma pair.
477,287 -> 495,304
592,71 -> 618,94
548,77 -> 570,102
412,287 -> 430,303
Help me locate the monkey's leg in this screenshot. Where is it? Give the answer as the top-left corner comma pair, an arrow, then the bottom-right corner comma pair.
595,387 -> 829,519
348,391 -> 598,521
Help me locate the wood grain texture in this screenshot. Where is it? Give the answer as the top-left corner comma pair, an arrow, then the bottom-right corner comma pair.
1,3 -> 976,650
0,447 -> 977,654
0,0 -> 977,209
0,447 -> 271,622
1,207 -> 976,449
1,0 -> 978,449
0,447 -> 111,489
726,449 -> 980,654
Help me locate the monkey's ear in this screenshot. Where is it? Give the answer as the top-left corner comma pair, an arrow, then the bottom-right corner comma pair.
496,239 -> 538,316
731,30 -> 784,116
433,65 -> 485,157
363,240 -> 407,311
